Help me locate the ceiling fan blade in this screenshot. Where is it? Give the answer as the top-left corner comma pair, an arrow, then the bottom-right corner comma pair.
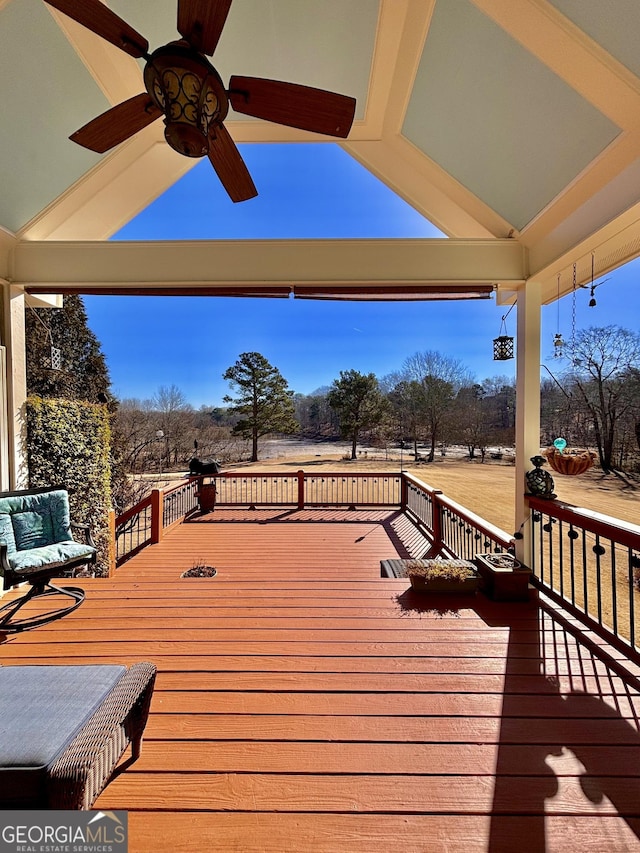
208,124 -> 257,203
177,0 -> 232,55
43,0 -> 149,58
228,76 -> 356,138
70,94 -> 162,153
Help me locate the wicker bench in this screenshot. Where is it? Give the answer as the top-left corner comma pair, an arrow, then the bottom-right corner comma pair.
0,662 -> 156,809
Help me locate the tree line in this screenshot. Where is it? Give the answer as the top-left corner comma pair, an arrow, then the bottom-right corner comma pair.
25,297 -> 640,516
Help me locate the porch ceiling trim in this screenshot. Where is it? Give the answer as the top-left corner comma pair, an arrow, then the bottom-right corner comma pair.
12,238 -> 526,295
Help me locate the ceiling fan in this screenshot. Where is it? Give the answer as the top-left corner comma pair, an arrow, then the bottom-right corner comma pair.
44,0 -> 357,202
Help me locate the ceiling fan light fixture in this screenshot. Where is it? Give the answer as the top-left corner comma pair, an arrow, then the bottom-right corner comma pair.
143,42 -> 228,158
44,0 -> 355,202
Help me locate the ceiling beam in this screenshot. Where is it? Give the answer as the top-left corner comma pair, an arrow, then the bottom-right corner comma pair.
12,238 -> 526,293
45,6 -> 142,105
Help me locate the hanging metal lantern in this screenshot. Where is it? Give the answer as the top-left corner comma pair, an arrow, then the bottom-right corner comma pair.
493,311 -> 514,361
493,335 -> 514,360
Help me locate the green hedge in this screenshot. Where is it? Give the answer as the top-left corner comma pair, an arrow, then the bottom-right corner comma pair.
26,396 -> 112,576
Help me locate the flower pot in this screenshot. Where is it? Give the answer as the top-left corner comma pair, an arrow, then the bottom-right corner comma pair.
544,448 -> 596,476
474,553 -> 531,601
196,482 -> 217,512
181,565 -> 217,578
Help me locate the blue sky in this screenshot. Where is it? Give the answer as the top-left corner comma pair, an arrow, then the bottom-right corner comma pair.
83,143 -> 639,407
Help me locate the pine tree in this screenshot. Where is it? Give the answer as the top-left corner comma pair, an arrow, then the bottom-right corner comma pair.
223,352 -> 298,462
328,370 -> 387,459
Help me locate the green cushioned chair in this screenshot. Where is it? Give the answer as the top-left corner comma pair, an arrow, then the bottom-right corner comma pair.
0,487 -> 96,632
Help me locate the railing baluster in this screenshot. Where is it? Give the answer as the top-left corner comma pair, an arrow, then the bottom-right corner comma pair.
628,548 -> 636,649
528,495 -> 640,658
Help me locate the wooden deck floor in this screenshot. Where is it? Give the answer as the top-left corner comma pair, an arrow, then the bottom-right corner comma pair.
2,510 -> 640,852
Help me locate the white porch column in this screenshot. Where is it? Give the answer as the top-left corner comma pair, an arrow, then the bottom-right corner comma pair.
514,279 -> 542,567
0,282 -> 28,489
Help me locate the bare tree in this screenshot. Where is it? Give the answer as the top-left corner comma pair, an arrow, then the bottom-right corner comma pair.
562,326 -> 640,472
398,351 -> 472,461
388,379 -> 427,460
153,384 -> 194,467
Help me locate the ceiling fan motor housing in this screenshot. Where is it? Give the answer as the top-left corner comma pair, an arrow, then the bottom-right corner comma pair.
143,41 -> 229,158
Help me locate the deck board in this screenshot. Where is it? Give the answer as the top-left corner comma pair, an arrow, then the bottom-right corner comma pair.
2,509 -> 640,852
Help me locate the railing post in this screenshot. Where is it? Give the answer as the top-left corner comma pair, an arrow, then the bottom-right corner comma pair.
400,473 -> 408,510
106,508 -> 116,577
431,490 -> 444,554
297,470 -> 305,509
151,488 -> 163,544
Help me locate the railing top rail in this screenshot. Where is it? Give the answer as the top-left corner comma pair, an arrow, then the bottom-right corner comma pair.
116,494 -> 152,527
528,495 -> 640,550
402,472 -> 442,497
302,471 -> 401,479
163,477 -> 199,495
438,493 -> 514,547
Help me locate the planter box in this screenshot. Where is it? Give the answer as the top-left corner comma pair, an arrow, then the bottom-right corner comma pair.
409,574 -> 478,594
407,559 -> 478,595
474,553 -> 531,601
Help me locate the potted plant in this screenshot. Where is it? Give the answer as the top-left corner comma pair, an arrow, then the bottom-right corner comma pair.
474,553 -> 531,601
181,560 -> 217,578
403,559 -> 478,594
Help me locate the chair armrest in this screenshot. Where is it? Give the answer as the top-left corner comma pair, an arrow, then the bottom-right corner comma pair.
0,542 -> 11,587
70,522 -> 96,549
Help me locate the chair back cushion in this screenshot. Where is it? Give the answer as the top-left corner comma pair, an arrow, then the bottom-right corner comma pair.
0,490 -> 72,556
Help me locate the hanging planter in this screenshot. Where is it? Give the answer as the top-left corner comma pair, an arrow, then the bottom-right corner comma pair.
544,446 -> 596,475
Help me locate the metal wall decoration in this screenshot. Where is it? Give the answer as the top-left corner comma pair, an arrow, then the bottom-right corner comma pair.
553,274 -> 565,357
50,346 -> 62,371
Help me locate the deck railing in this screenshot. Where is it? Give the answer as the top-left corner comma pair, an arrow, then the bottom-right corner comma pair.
527,495 -> 640,657
115,469 -> 513,565
214,473 -> 298,507
403,472 -> 513,559
115,478 -> 200,565
114,495 -> 153,564
208,471 -> 403,508
163,478 -> 199,526
303,473 -> 402,507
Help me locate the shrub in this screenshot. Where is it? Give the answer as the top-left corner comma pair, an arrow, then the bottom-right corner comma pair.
26,397 -> 112,576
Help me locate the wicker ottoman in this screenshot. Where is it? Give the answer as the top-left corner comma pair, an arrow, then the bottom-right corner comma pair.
0,661 -> 156,809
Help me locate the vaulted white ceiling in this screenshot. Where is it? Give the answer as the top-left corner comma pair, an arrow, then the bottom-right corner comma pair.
2,0 -> 640,304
